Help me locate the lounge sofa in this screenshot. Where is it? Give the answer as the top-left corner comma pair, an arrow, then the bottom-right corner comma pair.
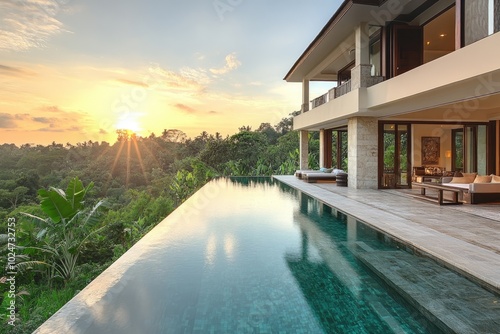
441,173 -> 500,204
298,168 -> 345,183
295,169 -> 317,179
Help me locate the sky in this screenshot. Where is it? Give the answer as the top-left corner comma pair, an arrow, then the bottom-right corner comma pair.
0,0 -> 342,145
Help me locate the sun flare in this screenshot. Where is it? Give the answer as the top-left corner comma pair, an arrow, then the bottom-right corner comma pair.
115,115 -> 142,134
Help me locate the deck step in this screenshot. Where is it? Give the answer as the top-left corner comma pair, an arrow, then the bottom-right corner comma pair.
357,250 -> 500,334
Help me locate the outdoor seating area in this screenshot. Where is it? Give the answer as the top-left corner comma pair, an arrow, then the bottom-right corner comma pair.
413,172 -> 500,204
411,166 -> 455,183
295,168 -> 345,183
412,182 -> 464,205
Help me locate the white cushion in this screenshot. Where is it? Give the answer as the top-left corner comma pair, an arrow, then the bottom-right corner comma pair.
332,169 -> 344,176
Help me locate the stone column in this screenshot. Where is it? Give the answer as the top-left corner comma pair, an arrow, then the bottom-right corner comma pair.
319,129 -> 325,168
299,130 -> 309,170
302,79 -> 310,113
351,22 -> 372,90
348,117 -> 378,189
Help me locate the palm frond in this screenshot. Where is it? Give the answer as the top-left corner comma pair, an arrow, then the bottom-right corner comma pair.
83,199 -> 107,226
20,212 -> 48,225
15,261 -> 49,273
78,225 -> 107,249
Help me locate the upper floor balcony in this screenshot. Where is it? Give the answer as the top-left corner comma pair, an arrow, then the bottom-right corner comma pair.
293,31 -> 500,132
286,0 -> 500,119
309,73 -> 384,111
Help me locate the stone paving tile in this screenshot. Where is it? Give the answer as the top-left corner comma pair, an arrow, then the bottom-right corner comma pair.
273,176 -> 500,294
358,251 -> 500,334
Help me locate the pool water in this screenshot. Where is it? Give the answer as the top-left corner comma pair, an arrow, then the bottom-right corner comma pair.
36,177 -> 444,333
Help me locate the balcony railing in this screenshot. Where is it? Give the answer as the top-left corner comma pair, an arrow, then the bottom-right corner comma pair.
310,80 -> 352,109
311,93 -> 327,108
333,80 -> 351,99
309,76 -> 384,110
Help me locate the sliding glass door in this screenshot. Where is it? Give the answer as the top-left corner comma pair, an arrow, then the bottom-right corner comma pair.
452,125 -> 488,174
380,123 -> 411,188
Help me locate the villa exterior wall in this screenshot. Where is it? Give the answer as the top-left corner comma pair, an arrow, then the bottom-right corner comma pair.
366,32 -> 500,112
288,1 -> 500,189
293,88 -> 361,131
348,117 -> 378,189
294,32 -> 500,132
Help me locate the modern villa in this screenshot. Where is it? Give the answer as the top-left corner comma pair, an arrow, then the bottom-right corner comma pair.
285,0 -> 500,190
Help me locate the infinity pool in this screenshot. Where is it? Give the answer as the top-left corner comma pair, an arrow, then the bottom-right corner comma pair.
36,177 -> 444,333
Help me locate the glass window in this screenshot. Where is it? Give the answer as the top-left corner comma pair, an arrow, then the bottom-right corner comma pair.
423,6 -> 455,63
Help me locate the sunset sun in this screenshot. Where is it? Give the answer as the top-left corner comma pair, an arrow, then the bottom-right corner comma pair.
115,117 -> 141,134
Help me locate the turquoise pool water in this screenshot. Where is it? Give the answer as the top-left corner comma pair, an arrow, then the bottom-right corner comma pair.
36,177 -> 445,333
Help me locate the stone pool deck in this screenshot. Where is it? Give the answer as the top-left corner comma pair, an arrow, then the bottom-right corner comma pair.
273,175 -> 500,295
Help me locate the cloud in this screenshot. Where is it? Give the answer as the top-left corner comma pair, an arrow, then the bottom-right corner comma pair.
210,53 -> 241,75
149,65 -> 209,93
0,113 -> 17,128
180,67 -> 211,86
0,113 -> 34,128
146,54 -> 240,96
174,103 -> 197,114
37,125 -> 65,132
0,64 -> 34,77
115,78 -> 149,88
0,105 -> 93,134
38,105 -> 65,113
0,0 -> 70,51
33,116 -> 57,123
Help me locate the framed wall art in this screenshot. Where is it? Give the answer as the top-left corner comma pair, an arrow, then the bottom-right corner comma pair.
421,136 -> 440,165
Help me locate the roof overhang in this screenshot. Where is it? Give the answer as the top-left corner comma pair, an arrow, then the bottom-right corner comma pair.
284,0 -> 442,82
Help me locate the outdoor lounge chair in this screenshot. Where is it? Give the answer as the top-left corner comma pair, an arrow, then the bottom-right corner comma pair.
302,169 -> 344,183
295,169 -> 321,179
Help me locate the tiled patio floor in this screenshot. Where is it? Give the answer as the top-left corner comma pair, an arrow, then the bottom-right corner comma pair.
273,175 -> 500,295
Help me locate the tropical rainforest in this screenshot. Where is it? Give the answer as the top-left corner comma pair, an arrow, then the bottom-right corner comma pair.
0,112 -> 327,333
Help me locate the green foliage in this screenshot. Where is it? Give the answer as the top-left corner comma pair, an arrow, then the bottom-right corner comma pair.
278,149 -> 301,175
22,177 -> 107,284
170,159 -> 215,204
37,177 -> 93,223
223,131 -> 268,175
0,109 -> 317,331
2,262 -> 110,334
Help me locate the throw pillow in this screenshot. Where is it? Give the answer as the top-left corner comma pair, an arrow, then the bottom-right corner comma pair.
491,175 -> 500,183
450,173 -> 477,184
454,171 -> 463,177
474,175 -> 492,183
450,177 -> 469,183
462,173 -> 477,183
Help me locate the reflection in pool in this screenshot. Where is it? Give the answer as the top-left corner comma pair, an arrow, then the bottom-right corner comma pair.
35,177 -> 442,333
